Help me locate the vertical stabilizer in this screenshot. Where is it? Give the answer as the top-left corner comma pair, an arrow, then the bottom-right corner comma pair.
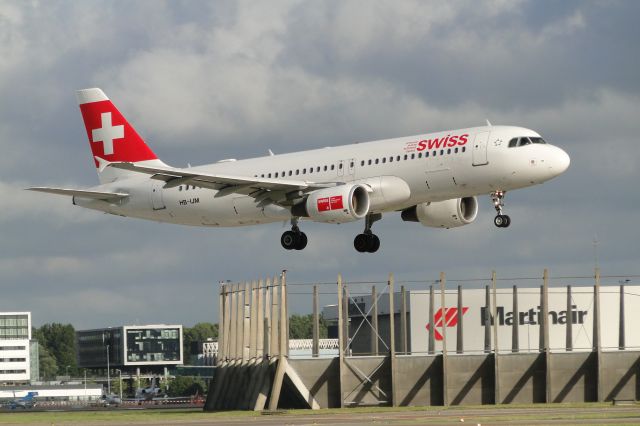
76,88 -> 167,183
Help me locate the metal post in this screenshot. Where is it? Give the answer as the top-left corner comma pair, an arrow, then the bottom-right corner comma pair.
619,284 -> 625,350
566,285 -> 573,351
440,272 -> 448,406
401,285 -> 407,355
539,285 -> 544,352
456,285 -> 463,354
271,277 -> 279,357
243,282 -> 251,361
512,285 -> 519,353
484,285 -> 491,353
224,285 -> 232,361
236,283 -> 244,360
264,277 -> 272,358
342,285 -> 349,355
279,271 -> 287,358
594,268 -> 602,402
389,273 -> 397,406
218,284 -> 225,365
371,286 -> 378,356
492,271 -> 500,404
428,285 -> 435,355
312,285 -> 319,358
250,281 -> 258,359
257,279 -> 264,358
543,270 -> 551,404
337,274 -> 345,408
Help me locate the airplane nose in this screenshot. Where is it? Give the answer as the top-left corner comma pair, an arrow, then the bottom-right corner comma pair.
556,148 -> 570,174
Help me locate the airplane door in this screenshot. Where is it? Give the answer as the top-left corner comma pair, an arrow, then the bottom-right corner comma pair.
151,181 -> 166,210
337,160 -> 345,177
347,158 -> 355,180
472,132 -> 490,166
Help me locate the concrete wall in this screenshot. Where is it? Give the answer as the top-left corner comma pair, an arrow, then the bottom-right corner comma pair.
341,356 -> 390,406
548,352 -> 597,403
395,355 -> 442,406
288,358 -> 340,408
497,353 -> 546,404
447,354 -> 495,405
601,351 -> 640,401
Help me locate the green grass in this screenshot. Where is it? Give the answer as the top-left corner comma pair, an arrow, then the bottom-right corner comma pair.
0,402 -> 638,425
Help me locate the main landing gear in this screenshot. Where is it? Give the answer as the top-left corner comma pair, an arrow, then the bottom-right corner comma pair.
491,190 -> 511,228
354,214 -> 382,253
281,218 -> 307,250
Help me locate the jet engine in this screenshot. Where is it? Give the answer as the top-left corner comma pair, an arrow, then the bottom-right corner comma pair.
401,197 -> 478,228
292,184 -> 370,223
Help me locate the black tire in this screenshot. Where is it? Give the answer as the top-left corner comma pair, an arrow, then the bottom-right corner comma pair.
367,234 -> 380,253
502,215 -> 511,227
494,215 -> 505,227
281,230 -> 297,250
354,234 -> 369,252
295,232 -> 308,250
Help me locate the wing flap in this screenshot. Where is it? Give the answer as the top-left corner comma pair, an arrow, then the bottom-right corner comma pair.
27,187 -> 128,201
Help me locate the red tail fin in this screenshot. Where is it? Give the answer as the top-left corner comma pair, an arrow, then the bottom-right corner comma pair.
77,88 -> 158,167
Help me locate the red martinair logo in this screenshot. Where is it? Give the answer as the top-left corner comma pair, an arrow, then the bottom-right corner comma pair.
425,307 -> 469,341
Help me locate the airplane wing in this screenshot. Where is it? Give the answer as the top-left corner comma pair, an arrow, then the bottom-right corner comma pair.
109,162 -> 334,199
27,187 -> 129,201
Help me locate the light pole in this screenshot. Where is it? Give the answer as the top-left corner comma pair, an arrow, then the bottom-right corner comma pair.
103,333 -> 111,395
115,369 -> 122,401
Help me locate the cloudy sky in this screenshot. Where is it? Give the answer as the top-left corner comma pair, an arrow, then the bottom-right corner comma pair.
1,0 -> 638,329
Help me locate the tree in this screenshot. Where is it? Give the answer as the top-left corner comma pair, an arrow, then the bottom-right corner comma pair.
38,345 -> 58,380
182,322 -> 218,361
289,314 -> 328,339
166,376 -> 206,397
34,323 -> 77,376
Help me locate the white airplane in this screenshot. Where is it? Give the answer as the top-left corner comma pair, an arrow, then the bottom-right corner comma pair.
29,88 -> 570,253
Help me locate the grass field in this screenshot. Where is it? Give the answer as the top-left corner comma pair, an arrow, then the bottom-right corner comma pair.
0,403 -> 639,425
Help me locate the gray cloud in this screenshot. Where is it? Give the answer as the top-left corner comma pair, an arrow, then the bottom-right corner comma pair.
0,0 -> 638,328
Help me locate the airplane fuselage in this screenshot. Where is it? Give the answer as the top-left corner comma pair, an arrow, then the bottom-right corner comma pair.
75,125 -> 569,227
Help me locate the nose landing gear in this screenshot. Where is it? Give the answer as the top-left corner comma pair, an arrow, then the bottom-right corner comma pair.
491,191 -> 511,228
281,218 -> 307,250
354,213 -> 382,253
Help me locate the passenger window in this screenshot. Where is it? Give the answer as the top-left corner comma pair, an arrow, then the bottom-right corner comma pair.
411,153 -> 415,159
462,147 -> 466,152
440,150 -> 444,155
375,159 -> 379,164
324,165 -> 328,171
350,161 -> 354,168
185,186 -> 189,191
368,159 -> 372,165
331,164 -> 335,170
455,147 -> 459,153
432,151 -> 436,157
296,169 -> 299,175
179,186 -> 182,191
447,148 -> 451,154
309,168 -> 313,174
389,157 -> 393,163
268,173 -> 272,178
404,154 -> 408,160
302,168 -> 306,174
361,160 -> 365,166
289,171 -> 292,176
382,158 -> 386,163
425,151 -> 429,157
338,163 -> 343,169
275,172 -> 279,178
397,155 -> 401,161
418,153 -> 422,158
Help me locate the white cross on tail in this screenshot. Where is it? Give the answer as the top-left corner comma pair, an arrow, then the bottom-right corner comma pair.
92,112 -> 124,155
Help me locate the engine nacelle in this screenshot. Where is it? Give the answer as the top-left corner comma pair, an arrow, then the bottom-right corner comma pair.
292,184 -> 370,223
401,197 -> 478,228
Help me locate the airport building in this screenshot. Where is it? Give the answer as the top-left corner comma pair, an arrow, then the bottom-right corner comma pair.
76,324 -> 183,375
0,312 -> 36,384
323,285 -> 640,355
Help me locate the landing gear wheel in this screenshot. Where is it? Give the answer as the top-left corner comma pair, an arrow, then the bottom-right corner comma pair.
295,232 -> 307,250
494,214 -> 511,228
367,234 -> 380,253
354,233 -> 380,253
281,230 -> 298,250
354,234 -> 369,253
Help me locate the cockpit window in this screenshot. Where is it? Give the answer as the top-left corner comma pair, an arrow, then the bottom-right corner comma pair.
508,136 -> 547,147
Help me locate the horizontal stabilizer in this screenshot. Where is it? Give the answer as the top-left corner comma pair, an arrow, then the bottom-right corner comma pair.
27,187 -> 128,201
